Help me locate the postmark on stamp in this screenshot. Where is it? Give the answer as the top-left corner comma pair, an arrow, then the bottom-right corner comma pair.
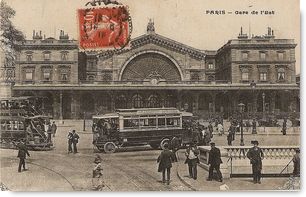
77,5 -> 131,51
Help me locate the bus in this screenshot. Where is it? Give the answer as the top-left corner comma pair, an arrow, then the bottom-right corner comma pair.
92,108 -> 193,153
0,97 -> 53,150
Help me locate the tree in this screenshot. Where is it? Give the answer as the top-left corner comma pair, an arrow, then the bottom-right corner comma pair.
0,0 -> 25,83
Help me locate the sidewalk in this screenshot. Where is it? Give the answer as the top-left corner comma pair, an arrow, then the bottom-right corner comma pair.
175,153 -> 292,191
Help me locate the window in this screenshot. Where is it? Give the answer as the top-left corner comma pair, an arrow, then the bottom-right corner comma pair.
88,61 -> 94,70
158,118 -> 166,127
59,67 -> 70,82
147,95 -> 160,108
123,119 -> 139,129
277,52 -> 284,60
26,54 -> 33,61
277,68 -> 285,81
25,69 -> 34,81
43,70 -> 51,81
207,75 -> 215,81
61,52 -> 68,60
259,52 -> 266,60
242,52 -> 249,60
190,71 -> 200,81
61,73 -> 68,81
259,72 -> 267,81
43,52 -> 51,60
132,94 -> 144,108
208,63 -> 214,70
241,68 -> 249,81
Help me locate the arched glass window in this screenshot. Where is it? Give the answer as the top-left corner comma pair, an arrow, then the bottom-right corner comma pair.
115,95 -> 127,109
147,95 -> 160,108
132,94 -> 144,108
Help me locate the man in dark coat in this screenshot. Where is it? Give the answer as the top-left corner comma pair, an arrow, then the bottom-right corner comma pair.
185,142 -> 200,180
292,148 -> 300,177
227,130 -> 233,146
16,140 -> 30,172
67,130 -> 73,153
247,140 -> 264,184
51,121 -> 57,137
157,143 -> 176,185
207,142 -> 223,182
71,130 -> 80,153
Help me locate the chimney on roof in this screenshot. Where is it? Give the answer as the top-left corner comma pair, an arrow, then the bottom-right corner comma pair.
238,27 -> 248,39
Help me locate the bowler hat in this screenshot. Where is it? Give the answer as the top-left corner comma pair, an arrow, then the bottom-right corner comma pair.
251,140 -> 259,145
210,142 -> 216,145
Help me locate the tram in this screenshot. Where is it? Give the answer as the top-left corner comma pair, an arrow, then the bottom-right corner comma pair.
0,97 -> 53,150
92,108 -> 193,153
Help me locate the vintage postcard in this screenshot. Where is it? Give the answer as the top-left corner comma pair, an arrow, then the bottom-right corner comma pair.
0,0 -> 300,192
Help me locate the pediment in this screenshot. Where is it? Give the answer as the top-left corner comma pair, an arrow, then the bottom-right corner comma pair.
96,33 -> 206,60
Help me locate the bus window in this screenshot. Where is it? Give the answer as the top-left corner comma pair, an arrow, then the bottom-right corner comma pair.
1,121 -> 6,130
7,121 -> 13,130
19,121 -> 24,130
166,118 -> 181,127
158,118 -> 166,127
124,119 -> 139,129
13,121 -> 18,130
140,118 -> 156,128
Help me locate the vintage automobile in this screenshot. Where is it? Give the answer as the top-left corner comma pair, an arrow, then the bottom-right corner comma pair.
92,108 -> 193,153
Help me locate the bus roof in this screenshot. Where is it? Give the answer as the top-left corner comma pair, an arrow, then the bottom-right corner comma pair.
93,108 -> 193,119
0,96 -> 46,101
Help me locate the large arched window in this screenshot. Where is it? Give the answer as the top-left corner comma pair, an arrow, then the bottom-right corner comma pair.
115,95 -> 127,109
147,94 -> 160,108
132,94 -> 144,108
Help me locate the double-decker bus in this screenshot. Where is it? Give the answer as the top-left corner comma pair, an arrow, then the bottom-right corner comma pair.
92,108 -> 193,153
0,97 -> 53,150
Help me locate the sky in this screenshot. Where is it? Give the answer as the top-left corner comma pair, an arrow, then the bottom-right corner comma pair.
5,0 -> 300,73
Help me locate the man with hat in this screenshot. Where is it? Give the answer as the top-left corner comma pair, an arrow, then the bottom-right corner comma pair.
157,143 -> 176,185
185,141 -> 200,180
15,139 -> 30,172
247,140 -> 264,184
292,148 -> 300,177
207,142 -> 223,182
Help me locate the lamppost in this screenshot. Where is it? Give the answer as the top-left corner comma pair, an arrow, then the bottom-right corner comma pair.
238,103 -> 245,146
83,112 -> 86,131
262,92 -> 266,133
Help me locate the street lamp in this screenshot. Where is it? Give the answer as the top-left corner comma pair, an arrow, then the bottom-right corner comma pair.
262,92 -> 265,119
83,112 -> 86,131
250,81 -> 256,117
238,103 -> 245,146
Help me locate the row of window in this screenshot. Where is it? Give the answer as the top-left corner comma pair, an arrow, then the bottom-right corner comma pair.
241,51 -> 286,61
241,67 -> 286,81
123,117 -> 181,129
23,67 -> 70,82
26,51 -> 69,61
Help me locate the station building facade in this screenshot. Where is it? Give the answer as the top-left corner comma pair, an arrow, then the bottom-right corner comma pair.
12,23 -> 299,119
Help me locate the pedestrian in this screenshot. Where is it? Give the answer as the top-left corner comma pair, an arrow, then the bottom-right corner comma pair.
217,123 -> 224,136
208,122 -> 213,139
230,124 -> 236,141
51,121 -> 57,137
227,130 -> 233,146
207,142 -> 223,182
282,118 -> 287,135
170,136 -> 181,162
157,143 -> 176,185
92,155 -> 104,190
203,129 -> 211,146
47,123 -> 52,143
67,130 -> 73,153
15,140 -> 30,172
246,140 -> 264,184
71,130 -> 80,153
185,142 -> 200,180
252,119 -> 257,134
292,148 -> 300,177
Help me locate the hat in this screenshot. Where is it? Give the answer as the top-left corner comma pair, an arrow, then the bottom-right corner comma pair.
210,142 -> 216,146
94,155 -> 102,164
251,140 -> 259,145
295,148 -> 300,153
163,143 -> 169,149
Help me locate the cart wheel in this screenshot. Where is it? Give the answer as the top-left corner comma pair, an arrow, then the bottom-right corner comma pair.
104,142 -> 116,153
160,138 -> 170,150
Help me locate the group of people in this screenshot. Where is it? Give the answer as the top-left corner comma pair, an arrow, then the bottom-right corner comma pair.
157,140 -> 224,185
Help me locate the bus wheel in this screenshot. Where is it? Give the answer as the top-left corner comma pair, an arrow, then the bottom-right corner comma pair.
149,143 -> 159,149
104,142 -> 116,154
160,138 -> 170,150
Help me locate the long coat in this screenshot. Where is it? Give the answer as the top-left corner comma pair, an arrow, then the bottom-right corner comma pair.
208,147 -> 222,165
17,143 -> 30,159
157,149 -> 175,172
247,147 -> 264,171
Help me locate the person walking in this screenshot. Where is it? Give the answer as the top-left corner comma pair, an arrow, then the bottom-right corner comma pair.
227,130 -> 233,146
70,130 -> 80,153
67,130 -> 73,153
208,122 -> 213,139
15,140 -> 30,172
157,143 -> 176,185
217,123 -> 224,136
207,142 -> 223,182
185,142 -> 200,180
247,140 -> 264,184
51,121 -> 57,137
46,123 -> 52,143
292,148 -> 300,177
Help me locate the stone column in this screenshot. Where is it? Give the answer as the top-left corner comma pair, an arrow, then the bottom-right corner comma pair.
109,91 -> 116,112
52,92 -> 60,119
59,91 -> 63,120
270,91 -> 276,113
210,92 -> 217,113
193,92 -> 199,114
71,91 -> 81,119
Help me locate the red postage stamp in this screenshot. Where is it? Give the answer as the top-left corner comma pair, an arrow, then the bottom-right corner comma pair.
77,6 -> 131,51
